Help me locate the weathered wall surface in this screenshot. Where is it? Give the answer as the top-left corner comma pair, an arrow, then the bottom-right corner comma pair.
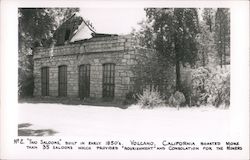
33,35 -> 139,100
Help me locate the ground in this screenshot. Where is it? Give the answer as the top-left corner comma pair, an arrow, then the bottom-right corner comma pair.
18,103 -> 230,137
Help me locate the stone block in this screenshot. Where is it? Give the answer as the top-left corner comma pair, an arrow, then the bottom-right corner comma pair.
122,59 -> 127,63
121,77 -> 130,85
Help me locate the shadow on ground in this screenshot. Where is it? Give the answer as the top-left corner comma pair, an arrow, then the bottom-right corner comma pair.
18,123 -> 57,136
18,97 -> 130,109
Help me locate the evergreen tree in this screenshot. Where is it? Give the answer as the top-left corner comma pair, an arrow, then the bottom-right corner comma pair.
202,8 -> 215,32
144,8 -> 200,90
196,8 -> 216,67
214,8 -> 230,67
132,19 -> 155,49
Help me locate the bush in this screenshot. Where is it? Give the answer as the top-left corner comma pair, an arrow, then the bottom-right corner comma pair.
168,91 -> 186,109
179,79 -> 192,106
123,92 -> 137,105
190,67 -> 211,106
205,69 -> 230,107
190,66 -> 230,107
18,68 -> 34,99
131,51 -> 175,101
136,87 -> 165,109
222,74 -> 230,106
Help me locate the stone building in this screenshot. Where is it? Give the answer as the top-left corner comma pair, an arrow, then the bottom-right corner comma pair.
33,15 -> 175,102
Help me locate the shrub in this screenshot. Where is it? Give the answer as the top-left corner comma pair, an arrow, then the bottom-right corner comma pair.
18,69 -> 34,99
190,66 -> 230,107
190,67 -> 211,106
168,91 -> 186,109
179,79 -> 192,106
123,92 -> 137,105
131,51 -> 175,101
136,87 -> 165,109
205,69 -> 230,107
222,74 -> 230,106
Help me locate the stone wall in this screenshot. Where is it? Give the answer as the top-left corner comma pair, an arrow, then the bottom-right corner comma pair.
33,35 -> 139,100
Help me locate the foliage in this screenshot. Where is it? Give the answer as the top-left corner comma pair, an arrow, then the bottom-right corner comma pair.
190,66 -> 230,107
168,91 -> 186,109
205,67 -> 230,107
197,8 -> 230,68
51,8 -> 80,27
18,67 -> 34,97
18,8 -> 80,49
190,67 -> 211,105
132,8 -> 230,108
144,8 -> 200,90
131,19 -> 155,48
123,92 -> 137,105
196,21 -> 216,67
136,87 -> 165,109
18,8 -> 80,98
131,50 -> 174,101
214,8 -> 230,67
179,78 -> 192,106
197,8 -> 217,67
202,8 -> 215,32
19,9 -> 55,48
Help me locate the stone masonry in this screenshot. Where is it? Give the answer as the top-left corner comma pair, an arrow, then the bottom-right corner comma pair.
33,35 -> 154,100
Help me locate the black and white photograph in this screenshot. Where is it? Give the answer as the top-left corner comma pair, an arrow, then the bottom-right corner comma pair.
0,0 -> 249,159
17,7 -> 231,136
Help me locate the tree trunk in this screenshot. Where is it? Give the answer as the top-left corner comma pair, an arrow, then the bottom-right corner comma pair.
174,32 -> 181,91
220,46 -> 223,68
223,31 -> 226,65
202,49 -> 205,67
219,32 -> 223,68
176,59 -> 181,91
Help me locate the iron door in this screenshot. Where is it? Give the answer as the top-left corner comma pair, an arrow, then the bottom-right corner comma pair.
103,63 -> 115,99
79,64 -> 90,99
58,65 -> 67,97
41,67 -> 49,96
